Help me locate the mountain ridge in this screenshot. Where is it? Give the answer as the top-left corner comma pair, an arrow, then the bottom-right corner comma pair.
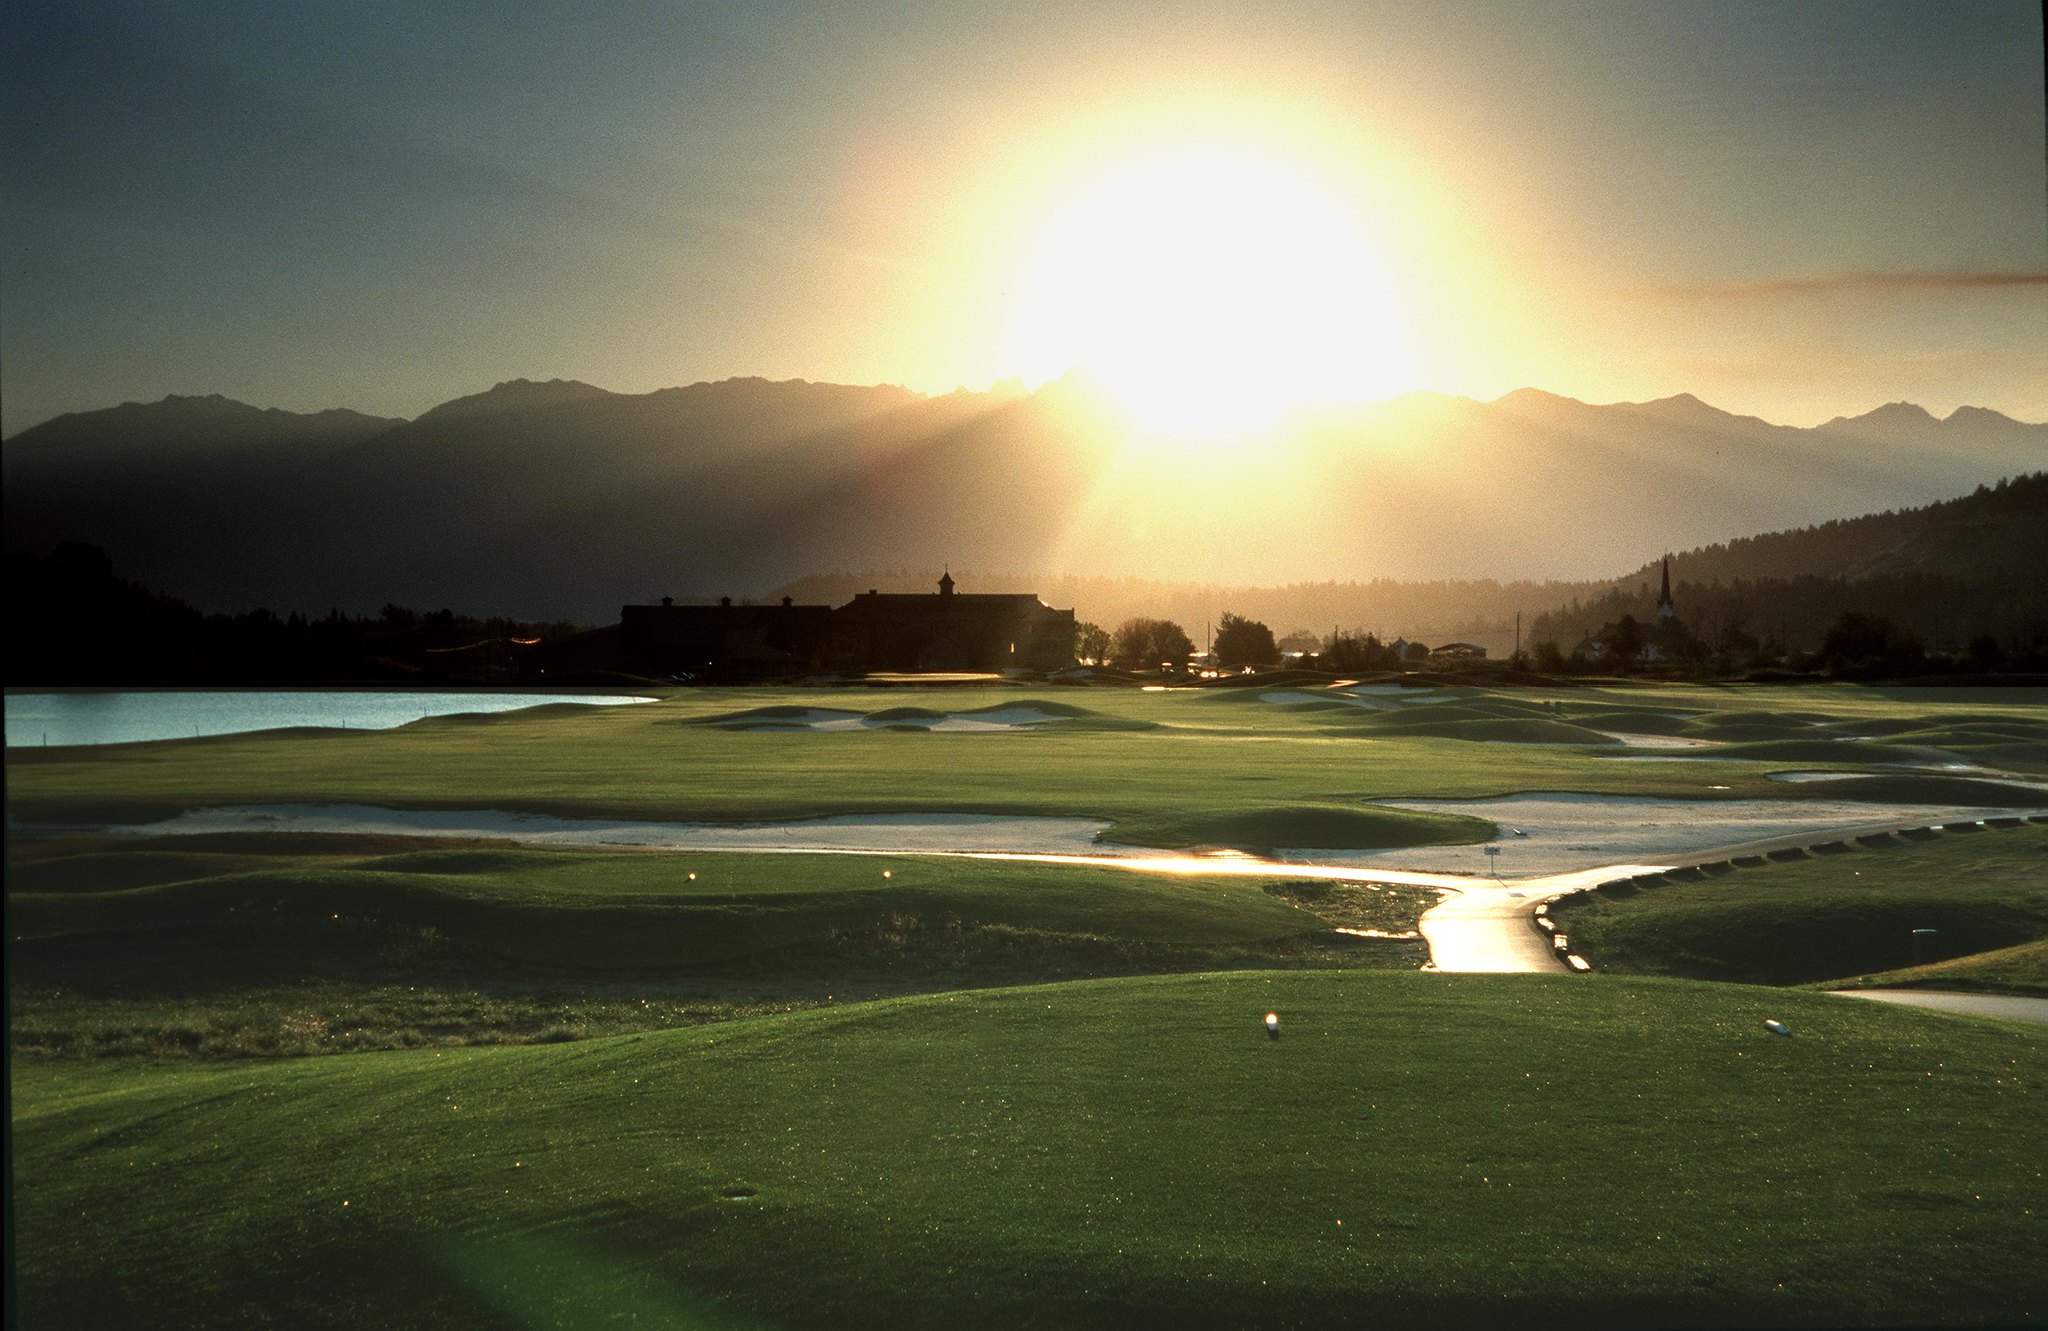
10,380 -> 2042,443
6,376 -> 2043,622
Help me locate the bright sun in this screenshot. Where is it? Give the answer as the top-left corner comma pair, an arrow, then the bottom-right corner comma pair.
1007,143 -> 1415,438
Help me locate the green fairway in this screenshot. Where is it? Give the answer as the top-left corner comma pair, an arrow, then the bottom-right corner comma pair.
7,839 -> 1429,1056
10,679 -> 2046,1326
1550,824 -> 2048,989
12,972 -> 2044,1329
9,683 -> 2045,853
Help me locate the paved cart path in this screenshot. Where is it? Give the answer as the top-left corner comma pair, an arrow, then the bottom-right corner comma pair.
26,801 -> 2046,977
1830,990 -> 2048,1025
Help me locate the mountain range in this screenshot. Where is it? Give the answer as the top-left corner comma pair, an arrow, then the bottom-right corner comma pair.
5,376 -> 2042,624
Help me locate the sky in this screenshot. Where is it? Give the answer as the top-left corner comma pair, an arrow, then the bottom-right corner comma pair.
3,0 -> 2044,438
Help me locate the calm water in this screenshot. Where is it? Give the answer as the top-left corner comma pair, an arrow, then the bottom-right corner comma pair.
4,691 -> 655,748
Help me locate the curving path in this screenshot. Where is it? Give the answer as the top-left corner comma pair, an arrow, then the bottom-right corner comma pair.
1830,989 -> 2048,1026
1418,810 -> 2048,973
36,801 -> 2048,978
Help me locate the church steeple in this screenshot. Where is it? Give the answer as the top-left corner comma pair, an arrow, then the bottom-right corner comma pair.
938,569 -> 955,597
1656,555 -> 1676,621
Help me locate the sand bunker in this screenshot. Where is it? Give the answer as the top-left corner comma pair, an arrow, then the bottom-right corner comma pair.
1259,686 -> 1449,710
707,703 -> 1084,732
104,803 -> 1129,856
1289,792 -> 2043,877
1597,732 -> 1721,749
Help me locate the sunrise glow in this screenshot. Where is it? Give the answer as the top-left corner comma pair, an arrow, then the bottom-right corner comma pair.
1004,143 -> 1418,438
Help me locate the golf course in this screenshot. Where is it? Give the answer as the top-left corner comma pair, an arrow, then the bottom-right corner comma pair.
9,677 -> 2047,1327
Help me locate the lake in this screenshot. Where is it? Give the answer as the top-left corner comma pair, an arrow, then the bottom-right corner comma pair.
4,690 -> 656,748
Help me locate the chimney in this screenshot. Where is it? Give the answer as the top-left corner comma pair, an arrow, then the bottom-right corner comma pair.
720,596 -> 732,608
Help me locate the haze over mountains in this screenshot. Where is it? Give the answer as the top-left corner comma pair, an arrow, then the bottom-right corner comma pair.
5,376 -> 2042,625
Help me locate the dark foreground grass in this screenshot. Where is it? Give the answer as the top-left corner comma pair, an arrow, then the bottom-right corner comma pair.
8,838 -> 1429,1056
12,972 -> 2044,1329
1551,825 -> 2048,989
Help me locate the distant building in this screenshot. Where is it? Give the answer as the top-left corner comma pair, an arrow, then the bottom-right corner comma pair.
827,572 -> 1076,672
1430,642 -> 1487,660
1576,557 -> 1698,664
619,595 -> 834,676
1655,554 -> 1677,623
619,573 -> 1076,676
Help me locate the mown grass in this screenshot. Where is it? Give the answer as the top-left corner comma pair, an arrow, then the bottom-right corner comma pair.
13,972 -> 2044,1329
1550,824 -> 2048,989
10,682 -> 2044,851
9,682 -> 2046,1326
1833,938 -> 2048,993
8,838 -> 1430,1057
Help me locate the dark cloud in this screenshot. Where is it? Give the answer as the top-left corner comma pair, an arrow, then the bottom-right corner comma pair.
1641,271 -> 2048,301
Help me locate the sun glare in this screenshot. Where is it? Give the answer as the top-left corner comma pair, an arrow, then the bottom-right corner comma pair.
1006,143 -> 1415,439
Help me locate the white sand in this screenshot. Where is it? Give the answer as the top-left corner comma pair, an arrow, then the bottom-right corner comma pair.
76,790 -> 2045,883
1291,792 -> 2043,877
1596,732 -> 1720,748
107,803 -> 1126,855
1258,685 -> 1451,709
723,705 -> 1072,732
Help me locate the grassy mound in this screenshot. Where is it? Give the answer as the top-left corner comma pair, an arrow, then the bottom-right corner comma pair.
1340,715 -> 1617,745
1557,709 -> 1696,736
14,972 -> 2043,1329
1108,805 -> 1494,854
1689,709 -> 1837,729
1678,721 -> 1817,743
1686,738 -> 1926,764
1817,717 -> 1926,738
1969,740 -> 2048,773
954,699 -> 1098,718
1551,825 -> 2048,987
10,849 -> 1334,979
1776,774 -> 2048,807
4,848 -> 289,894
1829,938 -> 2048,993
8,844 -> 1436,1057
679,703 -> 860,727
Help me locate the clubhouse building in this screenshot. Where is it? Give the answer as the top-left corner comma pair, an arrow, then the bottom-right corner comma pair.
619,573 -> 1077,676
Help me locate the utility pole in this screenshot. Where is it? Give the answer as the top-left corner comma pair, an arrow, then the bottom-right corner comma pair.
1515,612 -> 1522,660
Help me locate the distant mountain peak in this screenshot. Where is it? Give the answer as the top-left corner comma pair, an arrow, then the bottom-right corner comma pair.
417,378 -> 612,423
1943,404 -> 2020,427
1619,391 -> 1738,420
153,392 -> 249,410
1490,387 -> 1585,412
1821,400 -> 1939,430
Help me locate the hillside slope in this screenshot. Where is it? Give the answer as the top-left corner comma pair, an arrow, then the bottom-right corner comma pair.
6,377 -> 2041,622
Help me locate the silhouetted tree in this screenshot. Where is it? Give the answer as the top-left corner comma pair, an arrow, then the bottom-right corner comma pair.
1606,614 -> 1646,664
1818,612 -> 1924,677
1212,612 -> 1279,668
1965,633 -> 2005,672
1074,620 -> 1111,666
1111,617 -> 1194,672
1321,631 -> 1398,673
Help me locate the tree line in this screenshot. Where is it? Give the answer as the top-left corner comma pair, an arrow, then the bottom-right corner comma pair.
7,544 -> 584,686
